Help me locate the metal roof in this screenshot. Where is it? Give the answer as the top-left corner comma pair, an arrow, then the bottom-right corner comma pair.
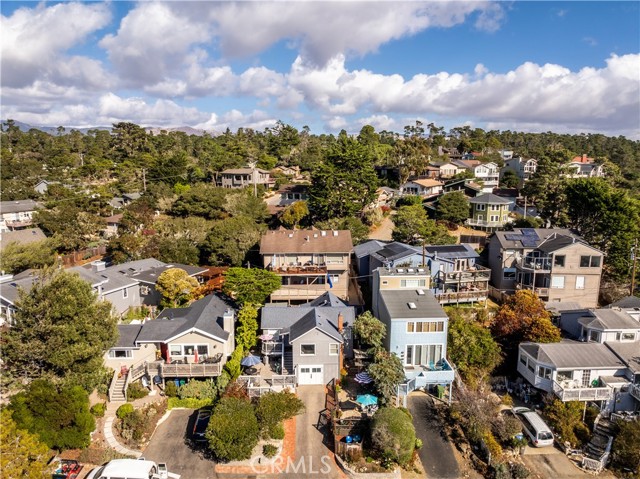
378,289 -> 447,320
605,341 -> 640,373
608,296 -> 640,309
578,309 -> 640,331
520,341 -> 626,369
468,193 -> 512,205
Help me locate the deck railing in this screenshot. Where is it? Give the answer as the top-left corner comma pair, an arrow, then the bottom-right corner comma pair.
552,380 -> 613,402
160,362 -> 222,377
435,290 -> 489,304
237,374 -> 296,397
261,341 -> 284,355
516,284 -> 550,297
629,383 -> 640,401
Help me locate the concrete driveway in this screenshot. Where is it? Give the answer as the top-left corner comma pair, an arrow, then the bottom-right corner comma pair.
522,447 -> 616,479
408,392 -> 461,479
143,409 -> 217,479
281,385 -> 342,479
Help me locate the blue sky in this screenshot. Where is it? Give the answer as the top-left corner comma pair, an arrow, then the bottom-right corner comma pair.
1,1 -> 639,138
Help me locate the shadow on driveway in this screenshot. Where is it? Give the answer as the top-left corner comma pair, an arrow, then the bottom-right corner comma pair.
408,392 -> 460,479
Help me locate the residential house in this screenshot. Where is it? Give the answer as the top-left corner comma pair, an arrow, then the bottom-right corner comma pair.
367,242 -> 424,280
105,293 -> 235,401
499,150 -> 515,161
260,229 -> 353,303
264,184 -> 309,215
260,292 -> 354,385
441,178 -> 482,197
109,192 -> 143,210
424,244 -> 490,305
370,187 -> 397,208
0,200 -> 41,232
423,165 -> 442,179
488,229 -> 603,307
353,240 -> 388,277
371,267 -> 455,396
566,155 -> 606,178
103,214 -> 123,238
607,296 -> 640,321
437,146 -> 463,161
400,178 -> 444,197
219,168 -> 272,189
466,193 -> 512,230
430,162 -> 462,179
0,227 -> 46,250
502,157 -> 538,186
472,162 -> 500,192
34,180 -> 53,195
272,165 -> 302,179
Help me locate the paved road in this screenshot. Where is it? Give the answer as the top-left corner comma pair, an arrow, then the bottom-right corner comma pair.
522,447 -> 616,479
408,392 -> 460,479
143,409 -> 218,479
281,385 -> 342,479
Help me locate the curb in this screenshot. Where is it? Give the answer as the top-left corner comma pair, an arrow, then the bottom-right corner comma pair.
103,415 -> 142,458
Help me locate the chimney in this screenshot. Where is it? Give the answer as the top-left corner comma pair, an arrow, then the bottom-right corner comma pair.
92,260 -> 106,273
338,312 -> 344,333
223,309 -> 235,335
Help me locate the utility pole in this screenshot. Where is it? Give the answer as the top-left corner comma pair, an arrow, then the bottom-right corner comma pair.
631,237 -> 638,296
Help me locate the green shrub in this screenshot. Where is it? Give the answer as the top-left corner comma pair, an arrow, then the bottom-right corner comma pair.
511,463 -> 531,479
415,438 -> 423,449
178,379 -> 217,400
116,403 -> 134,419
90,402 -> 106,417
119,410 -> 146,442
269,422 -> 285,440
256,391 -> 305,435
167,397 -> 213,409
371,407 -> 417,467
207,397 -> 259,461
127,381 -> 149,401
164,381 -> 178,398
263,444 -> 278,458
612,419 -> 640,475
483,431 -> 503,462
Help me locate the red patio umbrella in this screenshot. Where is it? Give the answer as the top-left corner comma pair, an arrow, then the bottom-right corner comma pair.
194,349 -> 199,364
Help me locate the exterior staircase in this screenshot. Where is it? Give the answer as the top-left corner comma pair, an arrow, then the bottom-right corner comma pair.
584,418 -> 615,460
283,349 -> 294,375
110,374 -> 127,402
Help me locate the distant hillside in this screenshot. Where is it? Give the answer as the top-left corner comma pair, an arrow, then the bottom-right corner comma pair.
1,120 -> 209,137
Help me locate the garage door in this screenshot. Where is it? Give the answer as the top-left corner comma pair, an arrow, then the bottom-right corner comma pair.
298,366 -> 323,385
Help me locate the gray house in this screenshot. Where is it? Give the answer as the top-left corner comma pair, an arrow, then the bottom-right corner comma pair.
260,292 -> 354,385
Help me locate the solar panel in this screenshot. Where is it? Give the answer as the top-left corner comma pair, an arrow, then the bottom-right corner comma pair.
504,234 -> 522,241
521,238 -> 539,247
521,229 -> 539,239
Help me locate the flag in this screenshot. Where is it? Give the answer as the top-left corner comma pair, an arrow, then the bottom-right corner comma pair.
327,274 -> 333,288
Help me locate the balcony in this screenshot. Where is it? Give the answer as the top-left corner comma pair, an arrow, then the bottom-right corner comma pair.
5,219 -> 34,229
405,358 -> 455,385
552,380 -> 613,402
439,267 -> 491,284
435,290 -> 489,304
262,341 -> 284,355
516,256 -> 552,272
466,218 -> 508,227
630,383 -> 640,402
516,284 -> 549,297
271,283 -> 331,300
268,264 -> 328,275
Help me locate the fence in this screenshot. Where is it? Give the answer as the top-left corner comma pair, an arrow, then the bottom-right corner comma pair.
60,245 -> 107,267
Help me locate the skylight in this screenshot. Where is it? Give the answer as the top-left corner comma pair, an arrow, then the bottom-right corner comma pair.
408,302 -> 417,309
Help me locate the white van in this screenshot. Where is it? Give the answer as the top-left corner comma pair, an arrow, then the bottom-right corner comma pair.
86,459 -> 179,479
513,407 -> 554,447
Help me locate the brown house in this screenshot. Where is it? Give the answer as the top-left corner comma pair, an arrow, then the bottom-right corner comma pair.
260,229 -> 353,303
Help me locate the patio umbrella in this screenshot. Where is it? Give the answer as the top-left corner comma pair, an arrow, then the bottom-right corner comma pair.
355,372 -> 373,384
241,354 -> 262,367
355,394 -> 378,407
259,334 -> 274,341
193,348 -> 199,364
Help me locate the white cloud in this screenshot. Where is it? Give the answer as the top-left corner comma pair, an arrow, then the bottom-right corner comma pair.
1,2 -> 112,88
195,109 -> 277,132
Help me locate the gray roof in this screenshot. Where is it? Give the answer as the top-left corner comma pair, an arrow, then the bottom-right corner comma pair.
0,228 -> 46,250
353,240 -> 387,259
520,341 -> 626,369
139,294 -> 233,342
371,242 -> 420,262
115,324 -> 144,348
536,235 -> 598,254
545,301 -> 589,314
608,296 -> 640,309
109,259 -> 206,284
379,289 -> 447,320
261,291 -> 354,336
425,244 -> 479,260
605,341 -> 640,373
493,228 -> 580,249
0,199 -> 41,214
578,309 -> 640,331
0,276 -> 37,305
468,193 -> 512,205
289,309 -> 343,343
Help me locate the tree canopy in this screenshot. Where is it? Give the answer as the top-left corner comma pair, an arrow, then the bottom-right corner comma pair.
203,216 -> 265,266
222,267 -> 281,305
437,191 -> 470,224
155,268 -> 199,308
235,304 -> 259,351
2,269 -> 117,391
371,407 -> 417,467
392,204 -> 456,246
367,349 -> 406,406
0,409 -> 50,479
206,397 -> 259,461
353,311 -> 386,350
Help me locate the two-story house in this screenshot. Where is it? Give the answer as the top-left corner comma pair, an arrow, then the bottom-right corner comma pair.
502,157 -> 538,186
488,228 -> 603,308
471,162 -> 500,192
400,178 -> 444,197
371,267 -> 455,400
0,200 -> 41,232
219,168 -> 272,189
566,155 -> 606,178
466,193 -> 512,231
260,292 -> 354,385
265,184 -> 309,215
105,293 -> 235,401
260,229 -> 353,303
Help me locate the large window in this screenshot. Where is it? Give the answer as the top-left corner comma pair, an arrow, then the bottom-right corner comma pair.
407,344 -> 443,366
537,366 -> 552,379
170,344 -> 209,356
580,255 -> 601,268
300,344 -> 315,355
407,321 -> 445,333
400,279 -> 426,288
621,332 -> 636,341
551,276 -> 565,289
554,255 -> 565,267
477,204 -> 486,211
575,276 -> 585,289
108,349 -> 132,359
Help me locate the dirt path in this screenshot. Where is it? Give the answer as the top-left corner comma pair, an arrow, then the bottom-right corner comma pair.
368,213 -> 394,241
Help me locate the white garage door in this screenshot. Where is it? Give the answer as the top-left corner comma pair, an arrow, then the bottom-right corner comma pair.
298,366 -> 323,385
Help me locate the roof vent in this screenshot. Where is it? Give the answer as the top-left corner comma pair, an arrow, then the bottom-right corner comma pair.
333,231 -> 338,236
408,302 -> 417,309
417,289 -> 425,295
408,268 -> 414,273
397,268 -> 404,273
321,231 -> 327,236
288,233 -> 294,238
314,233 -> 318,238
417,268 -> 425,273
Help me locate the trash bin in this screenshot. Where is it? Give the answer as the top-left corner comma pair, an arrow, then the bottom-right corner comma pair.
436,385 -> 445,399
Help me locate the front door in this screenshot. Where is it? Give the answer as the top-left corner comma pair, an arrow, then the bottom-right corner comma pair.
298,365 -> 323,385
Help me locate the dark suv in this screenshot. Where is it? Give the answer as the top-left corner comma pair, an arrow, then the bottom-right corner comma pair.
192,409 -> 211,443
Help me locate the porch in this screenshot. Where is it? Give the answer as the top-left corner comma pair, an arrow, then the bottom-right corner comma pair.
434,289 -> 489,304
237,362 -> 296,397
552,380 -> 614,402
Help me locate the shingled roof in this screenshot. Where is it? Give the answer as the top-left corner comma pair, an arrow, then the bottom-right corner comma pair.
260,229 -> 353,254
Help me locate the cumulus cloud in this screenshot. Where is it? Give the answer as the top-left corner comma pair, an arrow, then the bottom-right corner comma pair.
195,109 -> 277,132
1,2 -> 112,88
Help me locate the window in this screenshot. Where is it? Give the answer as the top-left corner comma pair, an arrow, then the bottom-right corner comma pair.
557,371 -> 572,381
406,345 -> 413,365
527,362 -> 534,372
407,321 -> 444,333
554,255 -> 565,267
183,345 -> 195,355
491,204 -> 499,211
197,345 -> 208,355
537,366 -> 552,379
312,367 -> 321,373
589,330 -> 600,342
580,255 -> 601,268
490,215 -> 499,222
170,345 -> 182,357
382,281 -> 388,285
551,276 -> 565,289
109,349 -> 132,359
123,288 -> 128,298
575,276 -> 585,289
520,355 -> 527,366
477,204 -> 486,211
503,268 -> 516,280
407,322 -> 415,333
400,279 -> 426,288
300,344 -> 315,355
329,344 -> 339,355
140,286 -> 149,296
411,344 -> 443,366
330,274 -> 339,284
621,333 -> 636,341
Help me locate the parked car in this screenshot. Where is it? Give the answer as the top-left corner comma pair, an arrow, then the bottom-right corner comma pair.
511,407 -> 554,447
192,409 -> 211,443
